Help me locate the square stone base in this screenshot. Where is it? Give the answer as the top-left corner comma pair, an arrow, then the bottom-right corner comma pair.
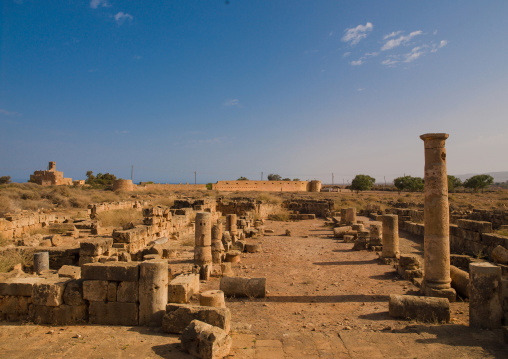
421,283 -> 456,302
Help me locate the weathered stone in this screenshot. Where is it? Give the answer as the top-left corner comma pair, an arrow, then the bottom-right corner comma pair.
194,246 -> 213,266
88,301 -> 138,326
344,208 -> 356,225
63,279 -> 86,306
117,281 -> 139,302
57,265 -> 81,279
0,295 -> 32,315
195,212 -> 212,247
420,133 -> 456,302
34,252 -> 49,274
333,226 -> 352,239
469,262 -> 503,329
220,276 -> 265,298
181,320 -> 232,359
225,250 -> 241,263
200,263 -> 212,281
450,265 -> 469,298
381,215 -> 399,259
168,274 -> 199,303
32,278 -> 71,307
107,281 -> 117,302
139,260 -> 168,327
200,290 -> 226,308
163,304 -> 231,334
491,245 -> 508,264
389,294 -> 450,323
245,243 -> 261,253
82,262 -> 139,282
221,263 -> 233,277
0,277 -> 41,297
83,280 -> 108,302
31,304 -> 87,325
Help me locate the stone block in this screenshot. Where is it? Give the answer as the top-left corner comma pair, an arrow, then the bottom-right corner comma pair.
333,226 -> 352,239
0,295 -> 32,315
82,262 -> 140,282
162,303 -> 231,334
0,277 -> 41,297
79,238 -> 113,256
450,265 -> 469,298
117,281 -> 139,303
220,277 -> 266,298
168,274 -> 199,303
32,278 -> 71,307
389,294 -> 450,323
457,219 -> 492,233
57,265 -> 81,279
107,282 -> 117,302
469,262 -> 503,329
181,320 -> 232,359
31,304 -> 87,325
492,245 -> 508,264
63,279 -> 86,306
83,280 -> 108,302
88,301 -> 139,326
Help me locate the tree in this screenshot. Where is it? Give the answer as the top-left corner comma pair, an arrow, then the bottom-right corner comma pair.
350,174 -> 375,193
282,178 -> 291,181
0,176 -> 11,185
237,176 -> 249,181
463,174 -> 494,193
394,175 -> 424,193
447,175 -> 462,192
85,171 -> 95,184
85,171 -> 117,186
267,174 -> 282,181
293,178 -> 300,181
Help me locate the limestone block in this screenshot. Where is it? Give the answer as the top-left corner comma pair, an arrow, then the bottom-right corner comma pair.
107,282 -> 118,302
333,226 -> 352,239
0,277 -> 41,297
61,279 -> 85,306
168,274 -> 199,303
200,264 -> 212,281
245,243 -> 261,253
194,246 -> 213,265
32,278 -> 71,307
220,277 -> 266,298
221,263 -> 233,277
200,290 -> 226,308
163,304 -> 231,334
0,295 -> 32,315
88,301 -> 139,326
83,280 -> 108,302
58,265 -> 81,279
117,281 -> 139,303
80,238 -> 113,256
225,250 -> 241,263
469,262 -> 503,329
398,255 -> 420,269
181,320 -> 232,359
450,265 -> 469,298
492,245 -> 508,264
34,252 -> 49,274
457,219 -> 492,233
343,234 -> 355,243
82,262 -> 140,282
389,294 -> 450,322
31,304 -> 87,325
79,255 -> 100,266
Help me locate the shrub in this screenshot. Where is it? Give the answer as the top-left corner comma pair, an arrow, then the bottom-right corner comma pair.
96,209 -> 143,228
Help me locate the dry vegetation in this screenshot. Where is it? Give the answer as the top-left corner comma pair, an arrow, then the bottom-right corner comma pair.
96,208 -> 144,228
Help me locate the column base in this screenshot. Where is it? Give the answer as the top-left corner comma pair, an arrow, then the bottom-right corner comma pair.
421,282 -> 456,302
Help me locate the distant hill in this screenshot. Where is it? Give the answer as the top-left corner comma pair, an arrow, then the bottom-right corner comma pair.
453,171 -> 508,183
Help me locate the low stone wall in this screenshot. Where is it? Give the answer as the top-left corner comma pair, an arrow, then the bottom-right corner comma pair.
88,200 -> 148,219
0,212 -> 70,239
212,180 -> 312,192
451,209 -> 508,229
284,199 -> 334,218
216,199 -> 280,219
141,183 -> 207,191
399,219 -> 508,261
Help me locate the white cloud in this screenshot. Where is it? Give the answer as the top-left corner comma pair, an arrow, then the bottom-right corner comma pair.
90,0 -> 110,9
114,12 -> 133,25
223,99 -> 241,107
343,52 -> 351,58
341,22 -> 373,45
381,57 -> 399,67
431,40 -> 448,53
350,59 -> 363,66
329,31 -> 334,37
383,31 -> 402,40
357,88 -> 365,92
0,108 -> 21,116
404,47 -> 424,62
114,130 -> 129,134
381,30 -> 422,51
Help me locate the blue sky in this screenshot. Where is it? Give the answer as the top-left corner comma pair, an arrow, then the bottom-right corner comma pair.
1,0 -> 507,184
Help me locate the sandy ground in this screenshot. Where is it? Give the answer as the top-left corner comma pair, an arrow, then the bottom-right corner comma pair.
1,217 -> 507,358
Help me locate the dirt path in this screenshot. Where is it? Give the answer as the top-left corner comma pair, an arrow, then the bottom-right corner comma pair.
1,217 -> 507,358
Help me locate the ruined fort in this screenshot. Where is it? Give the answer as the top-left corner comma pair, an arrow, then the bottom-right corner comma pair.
1,134 -> 508,358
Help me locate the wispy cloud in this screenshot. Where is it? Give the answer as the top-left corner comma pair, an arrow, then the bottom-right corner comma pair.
404,46 -> 425,63
348,52 -> 378,66
383,31 -> 402,40
114,12 -> 133,25
114,130 -> 129,134
381,57 -> 399,67
0,108 -> 21,117
431,40 -> 448,53
341,22 -> 373,45
343,52 -> 351,58
133,55 -> 143,60
381,30 -> 422,51
223,99 -> 241,107
350,59 -> 363,66
90,0 -> 110,9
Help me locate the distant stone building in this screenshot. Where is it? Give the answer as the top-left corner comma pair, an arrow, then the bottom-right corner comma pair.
29,161 -> 73,186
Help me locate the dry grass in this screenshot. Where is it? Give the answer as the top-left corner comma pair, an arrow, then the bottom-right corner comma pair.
256,193 -> 282,204
0,248 -> 33,273
96,209 -> 144,228
268,209 -> 290,221
495,229 -> 508,237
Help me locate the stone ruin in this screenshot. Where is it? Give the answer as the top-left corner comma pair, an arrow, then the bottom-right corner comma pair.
29,161 -> 73,186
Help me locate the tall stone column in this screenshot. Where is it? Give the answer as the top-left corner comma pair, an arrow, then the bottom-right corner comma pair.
420,133 -> 456,301
194,212 -> 212,266
381,215 -> 399,261
226,214 -> 238,236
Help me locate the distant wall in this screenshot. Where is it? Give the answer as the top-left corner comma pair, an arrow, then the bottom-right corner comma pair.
141,183 -> 207,191
212,180 -> 319,192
